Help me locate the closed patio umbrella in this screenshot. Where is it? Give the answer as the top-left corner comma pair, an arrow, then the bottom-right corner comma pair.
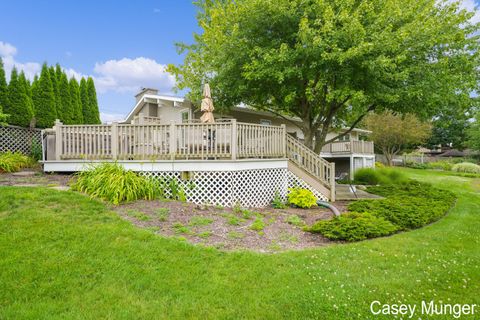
200,83 -> 215,123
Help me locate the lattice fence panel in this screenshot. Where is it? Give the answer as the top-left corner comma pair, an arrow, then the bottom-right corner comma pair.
287,171 -> 328,202
232,169 -> 287,207
0,125 -> 41,155
139,167 -> 329,207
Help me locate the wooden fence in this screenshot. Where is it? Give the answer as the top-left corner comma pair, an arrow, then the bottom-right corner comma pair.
321,140 -> 374,154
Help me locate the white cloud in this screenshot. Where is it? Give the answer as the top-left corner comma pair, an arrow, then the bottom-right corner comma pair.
0,41 -> 17,56
100,112 -> 125,123
0,41 -> 40,81
93,57 -> 176,94
153,8 -> 161,13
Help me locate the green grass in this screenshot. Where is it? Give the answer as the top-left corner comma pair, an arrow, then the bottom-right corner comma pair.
0,168 -> 479,319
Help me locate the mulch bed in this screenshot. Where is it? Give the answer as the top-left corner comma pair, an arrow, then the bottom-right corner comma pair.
114,200 -> 351,253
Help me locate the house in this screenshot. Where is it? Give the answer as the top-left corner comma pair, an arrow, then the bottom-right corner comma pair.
41,88 -> 374,207
123,88 -> 375,179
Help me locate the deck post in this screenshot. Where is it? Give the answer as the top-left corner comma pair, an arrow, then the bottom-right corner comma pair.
231,119 -> 237,160
281,124 -> 287,157
111,122 -> 118,160
330,162 -> 336,202
169,121 -> 176,160
54,119 -> 62,160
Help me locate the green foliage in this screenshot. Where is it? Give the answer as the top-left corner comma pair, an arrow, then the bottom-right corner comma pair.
354,168 -> 407,185
197,231 -> 212,239
156,208 -> 170,221
227,231 -> 245,239
374,162 -> 385,169
0,58 -> 8,115
452,162 -> 480,174
127,210 -> 151,221
189,216 -> 213,227
69,78 -> 83,124
57,72 -> 73,124
30,138 -> 43,161
287,188 -> 317,209
172,222 -> 192,235
71,163 -> 161,205
0,151 -> 34,173
81,77 -> 101,124
285,214 -> 305,227
271,190 -> 286,209
249,216 -> 265,232
223,213 -> 242,226
427,161 -> 453,171
169,178 -> 186,201
4,68 -> 33,127
365,112 -> 431,165
308,212 -> 398,242
33,63 -> 57,128
349,181 -> 456,230
170,0 -> 477,151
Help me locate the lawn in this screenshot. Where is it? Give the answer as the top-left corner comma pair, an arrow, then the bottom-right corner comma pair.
0,168 -> 479,319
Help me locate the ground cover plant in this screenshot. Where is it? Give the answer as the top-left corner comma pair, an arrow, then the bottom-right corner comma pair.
311,171 -> 456,241
353,167 -> 408,185
0,151 -> 34,173
287,188 -> 317,208
452,162 -> 480,174
0,168 -> 479,318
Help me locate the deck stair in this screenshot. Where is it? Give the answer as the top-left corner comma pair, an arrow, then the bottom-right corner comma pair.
286,135 -> 335,201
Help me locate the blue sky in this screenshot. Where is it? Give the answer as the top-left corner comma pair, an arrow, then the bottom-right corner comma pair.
1,0 -> 479,122
0,0 -> 200,122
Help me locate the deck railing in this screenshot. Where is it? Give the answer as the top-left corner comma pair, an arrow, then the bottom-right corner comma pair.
46,119 -> 288,161
286,135 -> 334,188
321,140 -> 374,154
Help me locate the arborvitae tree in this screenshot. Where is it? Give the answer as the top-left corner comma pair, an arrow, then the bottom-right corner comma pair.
4,68 -> 34,127
49,66 -> 60,119
19,72 -> 34,127
0,58 -> 7,115
69,77 -> 83,124
86,77 -> 100,124
33,63 -> 57,128
30,75 -> 39,116
79,77 -> 88,123
58,72 -> 73,124
55,64 -> 63,84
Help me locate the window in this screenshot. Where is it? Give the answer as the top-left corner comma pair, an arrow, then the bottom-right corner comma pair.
337,134 -> 350,142
181,111 -> 189,123
260,119 -> 272,126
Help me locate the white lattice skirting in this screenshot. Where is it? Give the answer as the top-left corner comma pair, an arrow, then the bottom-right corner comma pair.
0,125 -> 41,155
140,168 -> 328,208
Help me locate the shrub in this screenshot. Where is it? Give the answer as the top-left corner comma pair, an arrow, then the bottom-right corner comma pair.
249,216 -> 266,231
71,163 -> 161,204
452,162 -> 480,174
285,214 -> 305,227
354,167 -> 407,185
427,161 -> 453,171
349,181 -> 456,230
272,190 -> 286,209
0,151 -> 34,173
375,161 -> 385,168
307,212 -> 398,242
287,188 -> 317,208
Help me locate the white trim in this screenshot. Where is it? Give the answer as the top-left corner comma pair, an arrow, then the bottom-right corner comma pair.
123,95 -> 187,124
43,159 -> 288,173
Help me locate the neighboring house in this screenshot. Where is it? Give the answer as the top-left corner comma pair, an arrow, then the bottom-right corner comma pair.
123,88 -> 375,178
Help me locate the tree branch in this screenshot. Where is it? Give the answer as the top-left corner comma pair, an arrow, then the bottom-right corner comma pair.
323,104 -> 376,144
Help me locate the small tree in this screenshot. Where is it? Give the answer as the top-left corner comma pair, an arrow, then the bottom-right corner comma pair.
365,111 -> 431,166
79,78 -> 88,123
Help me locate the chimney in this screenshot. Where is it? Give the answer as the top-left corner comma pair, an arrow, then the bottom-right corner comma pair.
135,87 -> 159,103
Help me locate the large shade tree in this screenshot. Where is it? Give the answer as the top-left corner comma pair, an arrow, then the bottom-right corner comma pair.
169,0 -> 480,152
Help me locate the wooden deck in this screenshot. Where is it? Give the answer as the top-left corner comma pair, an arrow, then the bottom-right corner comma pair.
42,120 -> 336,200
